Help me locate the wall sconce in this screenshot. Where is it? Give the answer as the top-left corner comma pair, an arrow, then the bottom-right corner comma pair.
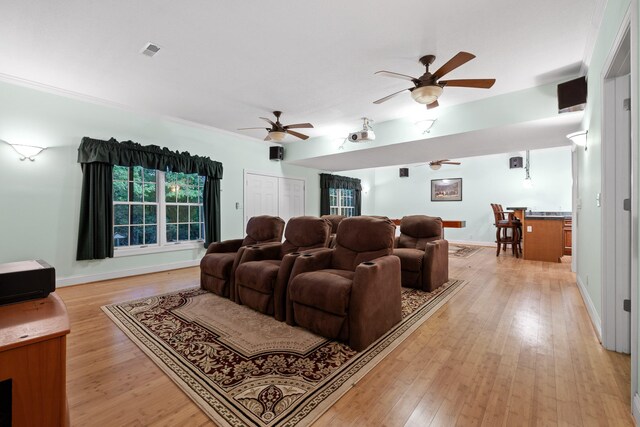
9,143 -> 47,161
415,118 -> 437,134
523,150 -> 533,189
567,130 -> 588,151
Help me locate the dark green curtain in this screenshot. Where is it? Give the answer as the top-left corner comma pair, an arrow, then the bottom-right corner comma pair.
76,137 -> 223,260
203,176 -> 221,246
319,173 -> 362,216
76,162 -> 114,260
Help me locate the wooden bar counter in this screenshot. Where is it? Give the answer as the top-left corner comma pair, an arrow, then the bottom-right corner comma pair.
0,293 -> 70,426
506,207 -> 571,263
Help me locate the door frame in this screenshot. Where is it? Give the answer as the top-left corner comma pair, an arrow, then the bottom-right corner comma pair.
599,2 -> 638,418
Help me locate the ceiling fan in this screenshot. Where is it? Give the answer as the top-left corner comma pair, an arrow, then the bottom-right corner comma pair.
428,159 -> 461,170
238,111 -> 314,142
373,52 -> 496,109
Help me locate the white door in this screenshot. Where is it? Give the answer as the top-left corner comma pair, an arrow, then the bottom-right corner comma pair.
278,178 -> 305,224
244,173 -> 278,229
244,172 -> 306,231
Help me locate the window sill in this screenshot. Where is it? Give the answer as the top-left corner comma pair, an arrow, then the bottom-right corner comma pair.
114,241 -> 205,257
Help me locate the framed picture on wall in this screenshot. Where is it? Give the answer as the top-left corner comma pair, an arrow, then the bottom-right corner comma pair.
431,178 -> 462,201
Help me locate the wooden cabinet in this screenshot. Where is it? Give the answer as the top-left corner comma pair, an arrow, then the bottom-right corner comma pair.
563,218 -> 572,256
0,293 -> 70,426
523,218 -> 564,263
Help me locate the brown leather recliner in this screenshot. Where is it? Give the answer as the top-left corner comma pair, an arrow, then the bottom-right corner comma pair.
200,215 -> 285,299
394,215 -> 449,292
286,216 -> 401,351
234,216 -> 331,321
321,214 -> 345,248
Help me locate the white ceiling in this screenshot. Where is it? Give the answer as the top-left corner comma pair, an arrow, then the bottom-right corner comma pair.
0,0 -> 596,152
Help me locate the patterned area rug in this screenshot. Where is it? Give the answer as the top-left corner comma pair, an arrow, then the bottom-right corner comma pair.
449,244 -> 483,258
102,279 -> 466,427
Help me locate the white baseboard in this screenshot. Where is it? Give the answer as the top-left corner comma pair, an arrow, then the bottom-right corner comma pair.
633,393 -> 640,424
448,239 -> 494,247
576,275 -> 602,341
56,259 -> 200,287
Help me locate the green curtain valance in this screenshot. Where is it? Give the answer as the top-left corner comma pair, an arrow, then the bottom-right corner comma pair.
78,137 -> 223,179
319,173 -> 362,190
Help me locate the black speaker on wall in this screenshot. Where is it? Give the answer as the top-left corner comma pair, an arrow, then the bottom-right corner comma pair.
399,167 -> 409,178
269,146 -> 284,161
509,156 -> 523,169
558,76 -> 587,113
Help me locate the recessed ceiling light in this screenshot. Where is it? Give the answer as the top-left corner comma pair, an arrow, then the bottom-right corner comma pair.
141,42 -> 161,57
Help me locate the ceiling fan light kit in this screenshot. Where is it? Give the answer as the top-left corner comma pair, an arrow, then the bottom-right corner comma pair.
429,163 -> 442,170
411,85 -> 443,104
268,131 -> 286,142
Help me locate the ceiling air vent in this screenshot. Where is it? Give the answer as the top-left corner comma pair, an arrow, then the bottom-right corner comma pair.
141,42 -> 161,57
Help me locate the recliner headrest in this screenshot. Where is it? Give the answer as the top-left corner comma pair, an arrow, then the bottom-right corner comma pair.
245,215 -> 285,242
400,215 -> 443,239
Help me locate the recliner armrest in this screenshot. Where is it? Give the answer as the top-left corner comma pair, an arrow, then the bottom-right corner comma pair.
285,249 -> 334,325
422,239 -> 449,292
238,243 -> 283,263
205,238 -> 244,255
349,255 -> 402,351
273,251 -> 308,321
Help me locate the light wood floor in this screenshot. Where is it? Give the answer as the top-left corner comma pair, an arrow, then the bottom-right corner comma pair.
58,248 -> 633,426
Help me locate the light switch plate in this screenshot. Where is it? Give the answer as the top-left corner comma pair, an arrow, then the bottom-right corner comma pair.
596,193 -> 601,207
527,226 -> 532,232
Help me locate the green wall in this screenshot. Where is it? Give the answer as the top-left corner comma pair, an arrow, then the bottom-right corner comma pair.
342,146 -> 572,244
0,80 -> 320,284
576,0 -> 633,321
572,0 -> 639,410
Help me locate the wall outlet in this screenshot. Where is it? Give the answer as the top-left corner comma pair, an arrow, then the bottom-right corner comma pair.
527,226 -> 532,232
235,202 -> 241,210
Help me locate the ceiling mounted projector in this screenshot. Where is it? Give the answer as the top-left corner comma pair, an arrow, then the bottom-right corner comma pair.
348,117 -> 375,142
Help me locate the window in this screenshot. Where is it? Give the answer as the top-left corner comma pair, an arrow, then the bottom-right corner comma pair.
112,166 -> 204,254
329,188 -> 356,217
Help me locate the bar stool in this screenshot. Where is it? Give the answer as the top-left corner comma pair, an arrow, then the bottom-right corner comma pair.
491,203 -> 521,257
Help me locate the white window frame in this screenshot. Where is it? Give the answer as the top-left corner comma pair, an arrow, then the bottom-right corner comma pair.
329,188 -> 356,217
114,168 -> 204,257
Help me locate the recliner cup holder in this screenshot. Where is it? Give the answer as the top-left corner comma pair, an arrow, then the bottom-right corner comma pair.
362,261 -> 375,265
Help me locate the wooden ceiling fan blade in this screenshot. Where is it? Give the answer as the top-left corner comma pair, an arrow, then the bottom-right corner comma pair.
238,127 -> 269,130
286,129 -> 309,140
442,161 -> 461,165
373,88 -> 410,104
440,79 -> 496,89
375,70 -> 419,82
432,51 -> 476,79
284,123 -> 314,129
426,100 -> 439,109
259,117 -> 278,127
